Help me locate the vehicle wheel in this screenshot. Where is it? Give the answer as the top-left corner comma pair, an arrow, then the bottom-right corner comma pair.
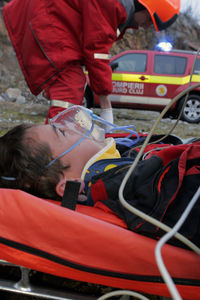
177,94 -> 200,123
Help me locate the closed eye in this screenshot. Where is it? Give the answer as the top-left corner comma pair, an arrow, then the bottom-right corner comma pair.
59,128 -> 65,136
51,124 -> 65,136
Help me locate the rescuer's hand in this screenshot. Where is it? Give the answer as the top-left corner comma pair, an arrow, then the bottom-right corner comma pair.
98,95 -> 113,125
100,108 -> 113,124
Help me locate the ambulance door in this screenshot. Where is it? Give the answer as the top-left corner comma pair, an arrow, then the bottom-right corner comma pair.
110,51 -> 151,108
152,54 -> 188,110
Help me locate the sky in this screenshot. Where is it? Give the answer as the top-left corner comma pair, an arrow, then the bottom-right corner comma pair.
180,0 -> 200,23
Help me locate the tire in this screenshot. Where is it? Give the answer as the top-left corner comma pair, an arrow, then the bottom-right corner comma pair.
177,94 -> 200,123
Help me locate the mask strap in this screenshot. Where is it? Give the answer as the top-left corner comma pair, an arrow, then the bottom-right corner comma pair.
106,126 -> 137,136
92,113 -> 114,129
61,181 -> 80,210
92,113 -> 138,138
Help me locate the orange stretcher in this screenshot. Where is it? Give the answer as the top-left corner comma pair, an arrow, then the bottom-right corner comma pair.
0,188 -> 200,299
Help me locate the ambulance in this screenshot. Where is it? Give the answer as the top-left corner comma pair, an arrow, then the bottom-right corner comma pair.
84,50 -> 200,123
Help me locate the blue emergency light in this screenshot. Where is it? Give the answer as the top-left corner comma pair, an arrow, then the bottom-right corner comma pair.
156,41 -> 173,52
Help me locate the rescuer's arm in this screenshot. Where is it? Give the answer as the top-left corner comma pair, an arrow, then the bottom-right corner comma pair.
80,0 -> 126,123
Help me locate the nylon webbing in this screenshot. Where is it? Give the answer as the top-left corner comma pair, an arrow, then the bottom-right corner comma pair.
61,181 -> 80,210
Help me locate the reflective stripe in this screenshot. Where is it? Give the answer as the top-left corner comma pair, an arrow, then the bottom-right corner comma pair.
116,29 -> 121,37
112,74 -> 151,83
150,75 -> 189,85
191,75 -> 200,82
110,94 -> 171,106
94,53 -> 112,60
112,73 -> 200,85
50,100 -> 72,108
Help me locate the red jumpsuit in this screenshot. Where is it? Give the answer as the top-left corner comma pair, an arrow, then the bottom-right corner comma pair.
3,0 -> 136,119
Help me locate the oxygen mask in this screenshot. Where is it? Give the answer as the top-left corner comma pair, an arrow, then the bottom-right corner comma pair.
47,105 -> 139,167
50,105 -> 105,142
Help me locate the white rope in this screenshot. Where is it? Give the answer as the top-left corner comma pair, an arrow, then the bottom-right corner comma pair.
97,289 -> 149,300
119,83 -> 200,254
155,186 -> 200,300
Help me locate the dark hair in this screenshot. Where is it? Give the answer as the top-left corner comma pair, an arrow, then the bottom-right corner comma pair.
0,124 -> 69,201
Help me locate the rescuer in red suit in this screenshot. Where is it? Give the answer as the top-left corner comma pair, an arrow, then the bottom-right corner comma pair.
2,0 -> 180,123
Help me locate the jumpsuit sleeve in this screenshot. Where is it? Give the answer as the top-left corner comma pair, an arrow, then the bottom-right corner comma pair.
80,0 -> 127,95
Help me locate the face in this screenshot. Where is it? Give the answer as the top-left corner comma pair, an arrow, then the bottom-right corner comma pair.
25,124 -> 105,178
134,10 -> 153,29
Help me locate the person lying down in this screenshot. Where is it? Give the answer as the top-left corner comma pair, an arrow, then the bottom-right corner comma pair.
0,106 -> 199,249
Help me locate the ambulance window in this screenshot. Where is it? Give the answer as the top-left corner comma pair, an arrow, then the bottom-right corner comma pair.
154,55 -> 187,75
194,58 -> 200,74
111,53 -> 147,72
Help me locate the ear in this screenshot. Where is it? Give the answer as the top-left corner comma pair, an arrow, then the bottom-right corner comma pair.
56,177 -> 84,198
56,178 -> 66,197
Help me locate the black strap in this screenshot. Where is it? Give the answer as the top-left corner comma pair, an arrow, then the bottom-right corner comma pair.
61,181 -> 80,210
